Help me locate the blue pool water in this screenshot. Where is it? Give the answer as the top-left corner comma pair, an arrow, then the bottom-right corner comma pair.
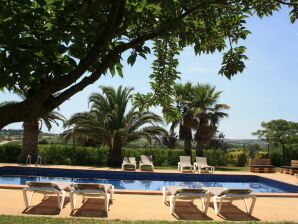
0,175 -> 295,193
0,166 -> 297,193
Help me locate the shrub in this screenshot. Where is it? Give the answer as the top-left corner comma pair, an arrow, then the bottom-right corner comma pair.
236,153 -> 247,167
38,144 -> 109,166
203,150 -> 227,166
0,143 -> 253,167
0,143 -> 21,163
226,150 -> 247,166
255,151 -> 268,159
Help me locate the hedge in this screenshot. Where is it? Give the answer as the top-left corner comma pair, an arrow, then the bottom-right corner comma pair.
0,143 -> 254,167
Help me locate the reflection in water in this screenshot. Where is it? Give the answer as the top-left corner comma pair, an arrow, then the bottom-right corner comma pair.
0,175 -> 296,193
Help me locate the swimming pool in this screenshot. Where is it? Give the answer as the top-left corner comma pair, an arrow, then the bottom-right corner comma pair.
0,166 -> 297,193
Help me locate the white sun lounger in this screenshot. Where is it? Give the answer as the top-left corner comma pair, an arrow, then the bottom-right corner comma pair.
194,157 -> 215,173
163,186 -> 210,214
140,155 -> 154,171
22,181 -> 68,210
70,183 -> 114,213
122,157 -> 137,171
178,156 -> 194,172
205,187 -> 256,215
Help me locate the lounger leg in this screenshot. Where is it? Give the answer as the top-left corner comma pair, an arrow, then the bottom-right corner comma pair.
203,196 -> 210,214
110,186 -> 114,201
243,198 -> 249,213
22,189 -> 29,208
200,198 -> 204,210
28,192 -> 34,206
218,198 -> 223,215
249,196 -> 257,215
170,195 -> 176,214
60,191 -> 66,209
212,196 -> 219,215
162,187 -> 167,203
56,193 -> 61,209
70,192 -> 75,211
74,194 -> 77,208
82,194 -> 86,203
104,193 -> 110,212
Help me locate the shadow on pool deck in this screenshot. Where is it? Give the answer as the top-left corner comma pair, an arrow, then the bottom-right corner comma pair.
210,202 -> 259,221
71,198 -> 108,218
22,196 -> 70,215
164,201 -> 212,220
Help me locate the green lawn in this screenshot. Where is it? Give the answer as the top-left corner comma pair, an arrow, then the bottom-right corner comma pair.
0,215 -> 293,224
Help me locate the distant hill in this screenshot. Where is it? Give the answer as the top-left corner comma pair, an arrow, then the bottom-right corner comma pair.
225,139 -> 268,147
0,129 -> 23,135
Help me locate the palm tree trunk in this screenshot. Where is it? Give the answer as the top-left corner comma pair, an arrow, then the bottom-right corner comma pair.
184,138 -> 192,156
196,141 -> 204,157
107,143 -> 123,167
19,119 -> 39,163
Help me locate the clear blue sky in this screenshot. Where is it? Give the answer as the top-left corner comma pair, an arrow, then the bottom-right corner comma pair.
1,8 -> 298,139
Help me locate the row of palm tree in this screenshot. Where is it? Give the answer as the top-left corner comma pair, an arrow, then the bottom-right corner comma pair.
13,83 -> 229,167
172,82 -> 229,157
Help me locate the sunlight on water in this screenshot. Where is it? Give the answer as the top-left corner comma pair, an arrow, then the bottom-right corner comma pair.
0,176 -> 295,193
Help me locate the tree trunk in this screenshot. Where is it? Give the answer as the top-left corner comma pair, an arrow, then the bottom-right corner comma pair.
19,119 -> 39,163
196,141 -> 204,157
282,143 -> 285,165
107,145 -> 123,167
184,138 -> 192,156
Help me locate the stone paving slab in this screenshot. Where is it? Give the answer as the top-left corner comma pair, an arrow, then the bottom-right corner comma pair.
0,189 -> 298,221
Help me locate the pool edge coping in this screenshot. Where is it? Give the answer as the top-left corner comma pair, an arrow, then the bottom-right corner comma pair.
1,184 -> 298,198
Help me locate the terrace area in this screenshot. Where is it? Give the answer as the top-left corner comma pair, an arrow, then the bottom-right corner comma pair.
0,164 -> 297,222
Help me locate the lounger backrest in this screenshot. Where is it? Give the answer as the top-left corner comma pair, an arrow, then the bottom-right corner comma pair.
218,188 -> 252,197
180,156 -> 191,164
123,157 -> 130,164
251,159 -> 271,165
196,157 -> 208,166
175,188 -> 207,195
72,183 -> 106,192
291,160 -> 298,167
129,157 -> 136,164
141,155 -> 152,164
26,181 -> 61,191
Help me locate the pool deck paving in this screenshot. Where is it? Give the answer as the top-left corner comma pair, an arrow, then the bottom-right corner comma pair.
0,163 -> 297,221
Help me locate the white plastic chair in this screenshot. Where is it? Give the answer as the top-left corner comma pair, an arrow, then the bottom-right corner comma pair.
208,188 -> 256,215
140,155 -> 154,171
22,181 -> 67,210
70,183 -> 114,213
163,186 -> 210,214
178,156 -> 194,172
194,157 -> 215,173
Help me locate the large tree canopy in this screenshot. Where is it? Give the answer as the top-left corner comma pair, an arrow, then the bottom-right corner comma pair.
0,0 -> 297,128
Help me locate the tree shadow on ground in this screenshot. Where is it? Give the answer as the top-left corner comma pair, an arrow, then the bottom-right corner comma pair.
165,201 -> 212,220
70,198 -> 108,218
22,196 -> 69,215
211,202 -> 259,221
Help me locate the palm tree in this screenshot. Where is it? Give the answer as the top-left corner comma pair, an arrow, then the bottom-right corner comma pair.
191,84 -> 229,156
19,110 -> 65,162
1,89 -> 65,163
172,82 -> 195,156
62,86 -> 167,167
